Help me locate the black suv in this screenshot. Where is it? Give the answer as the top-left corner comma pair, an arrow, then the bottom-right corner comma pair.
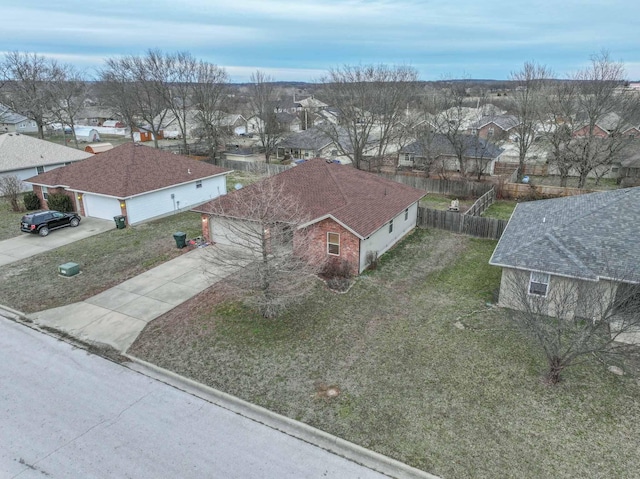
20,210 -> 81,236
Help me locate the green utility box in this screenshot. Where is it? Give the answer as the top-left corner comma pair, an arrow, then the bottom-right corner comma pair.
114,215 -> 126,229
173,231 -> 187,249
59,262 -> 80,277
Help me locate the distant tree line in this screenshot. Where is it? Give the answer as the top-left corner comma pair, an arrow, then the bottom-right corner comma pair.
1,49 -> 639,181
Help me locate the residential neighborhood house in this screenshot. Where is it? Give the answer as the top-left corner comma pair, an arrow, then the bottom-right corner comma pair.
489,187 -> 640,343
25,142 -> 230,225
0,133 -> 93,190
399,133 -> 504,175
0,104 -> 38,134
194,158 -> 426,275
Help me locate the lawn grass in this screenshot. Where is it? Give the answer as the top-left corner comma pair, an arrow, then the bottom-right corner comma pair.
481,200 -> 517,220
0,197 -> 25,241
528,175 -> 619,190
130,228 -> 640,478
0,211 -> 202,313
420,194 -> 474,211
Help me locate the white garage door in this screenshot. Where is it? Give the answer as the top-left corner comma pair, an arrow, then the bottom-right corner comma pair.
210,217 -> 260,247
84,194 -> 121,221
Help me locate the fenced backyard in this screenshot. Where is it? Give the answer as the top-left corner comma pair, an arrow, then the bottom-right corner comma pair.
218,159 -> 292,175
418,187 -> 508,240
418,206 -> 508,240
379,173 -> 494,198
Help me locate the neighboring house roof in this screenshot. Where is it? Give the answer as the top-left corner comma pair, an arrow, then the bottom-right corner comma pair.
275,112 -> 300,125
0,133 -> 93,174
195,158 -> 425,239
0,104 -> 30,125
24,142 -> 231,198
297,97 -> 328,109
401,133 -> 503,160
77,107 -> 117,120
489,187 -> 640,283
470,115 -> 520,131
277,127 -> 334,151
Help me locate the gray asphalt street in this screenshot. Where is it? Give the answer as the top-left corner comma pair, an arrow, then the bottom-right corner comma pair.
0,318 -> 388,479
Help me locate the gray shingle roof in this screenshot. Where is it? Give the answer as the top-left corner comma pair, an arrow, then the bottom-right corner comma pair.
0,133 -> 93,173
470,114 -> 519,131
401,133 -> 503,160
277,127 -> 334,150
489,187 -> 640,283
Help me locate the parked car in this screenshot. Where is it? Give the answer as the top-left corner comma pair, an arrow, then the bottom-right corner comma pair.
20,210 -> 81,236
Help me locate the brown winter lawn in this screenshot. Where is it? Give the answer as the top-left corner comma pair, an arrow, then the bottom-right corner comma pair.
130,229 -> 640,479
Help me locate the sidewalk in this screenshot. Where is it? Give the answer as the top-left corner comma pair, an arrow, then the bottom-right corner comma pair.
28,247 -> 238,351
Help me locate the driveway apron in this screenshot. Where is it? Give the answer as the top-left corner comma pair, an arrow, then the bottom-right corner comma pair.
29,246 -> 242,352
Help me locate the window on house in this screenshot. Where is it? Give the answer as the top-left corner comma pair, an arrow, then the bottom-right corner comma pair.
488,127 -> 495,137
404,208 -> 409,221
37,166 -> 44,174
196,180 -> 202,189
389,219 -> 394,233
327,232 -> 340,255
529,271 -> 550,296
42,187 -> 49,201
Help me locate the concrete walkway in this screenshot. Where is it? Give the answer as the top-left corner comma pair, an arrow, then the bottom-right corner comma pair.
29,247 -> 239,352
0,217 -> 113,266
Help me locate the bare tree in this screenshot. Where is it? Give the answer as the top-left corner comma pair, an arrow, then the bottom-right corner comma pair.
98,61 -> 141,142
191,61 -> 230,162
247,71 -> 283,163
46,64 -> 88,148
509,62 -> 551,181
0,175 -> 23,211
318,64 -> 418,170
502,267 -> 640,384
101,51 -> 169,148
431,80 -> 480,177
539,80 -> 577,186
1,51 -> 61,138
203,175 -> 326,318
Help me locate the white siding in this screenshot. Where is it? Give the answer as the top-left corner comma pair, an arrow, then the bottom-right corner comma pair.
8,163 -> 75,191
359,202 -> 418,272
84,194 -> 121,220
126,175 -> 227,224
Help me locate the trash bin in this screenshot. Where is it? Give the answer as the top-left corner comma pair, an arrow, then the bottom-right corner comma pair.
113,215 -> 126,229
173,231 -> 187,249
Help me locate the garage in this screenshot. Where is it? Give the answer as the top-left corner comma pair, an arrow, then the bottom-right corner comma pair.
83,194 -> 121,221
210,217 -> 260,248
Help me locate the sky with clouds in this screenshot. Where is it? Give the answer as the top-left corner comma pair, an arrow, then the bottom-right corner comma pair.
1,0 -> 638,82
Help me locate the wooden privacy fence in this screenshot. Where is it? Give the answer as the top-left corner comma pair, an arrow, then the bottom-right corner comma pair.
464,188 -> 496,217
218,159 -> 292,175
418,207 -> 508,240
379,173 -> 493,197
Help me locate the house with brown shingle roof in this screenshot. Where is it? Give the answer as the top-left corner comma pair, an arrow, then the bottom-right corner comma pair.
194,158 -> 425,275
25,142 -> 230,225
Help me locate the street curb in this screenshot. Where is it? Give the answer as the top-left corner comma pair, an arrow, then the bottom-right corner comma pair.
124,355 -> 439,479
0,303 -> 27,321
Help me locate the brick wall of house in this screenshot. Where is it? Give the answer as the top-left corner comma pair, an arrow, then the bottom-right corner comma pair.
304,218 -> 360,276
32,185 -> 79,213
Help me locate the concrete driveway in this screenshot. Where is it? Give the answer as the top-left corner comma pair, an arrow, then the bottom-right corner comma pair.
28,246 -> 244,352
0,217 -> 114,267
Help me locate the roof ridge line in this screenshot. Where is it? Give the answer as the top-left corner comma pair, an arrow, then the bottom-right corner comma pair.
545,232 -> 595,278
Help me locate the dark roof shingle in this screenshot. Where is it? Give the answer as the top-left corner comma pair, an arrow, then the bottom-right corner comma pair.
195,159 -> 425,238
489,187 -> 640,282
25,143 -> 230,198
